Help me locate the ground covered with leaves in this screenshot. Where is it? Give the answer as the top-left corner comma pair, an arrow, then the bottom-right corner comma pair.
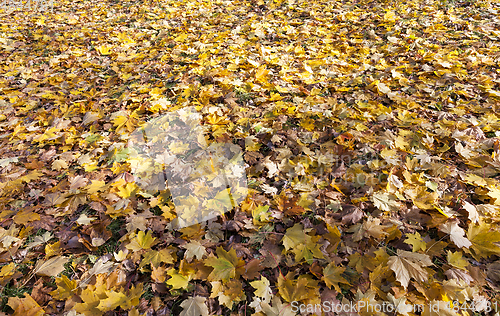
1,0 -> 500,314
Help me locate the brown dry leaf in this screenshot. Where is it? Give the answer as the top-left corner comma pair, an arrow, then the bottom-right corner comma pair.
106,268 -> 128,289
151,265 -> 167,283
445,268 -> 474,285
31,279 -> 51,306
340,204 -> 365,225
7,294 -> 45,316
277,272 -> 318,303
322,263 -> 349,292
243,258 -> 264,280
277,195 -> 306,216
69,175 -> 89,190
13,209 -> 41,225
363,216 -> 390,240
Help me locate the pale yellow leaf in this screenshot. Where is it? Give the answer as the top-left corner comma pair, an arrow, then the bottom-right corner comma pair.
34,256 -> 69,277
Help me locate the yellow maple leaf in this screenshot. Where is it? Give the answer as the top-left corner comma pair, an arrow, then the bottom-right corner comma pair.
13,209 -> 40,225
447,251 -> 469,270
411,186 -> 438,210
126,230 -> 156,251
139,248 -> 175,269
182,240 -> 207,261
73,287 -> 102,315
167,268 -> 191,289
117,182 -> 137,198
294,45 -> 305,56
278,272 -> 319,303
487,186 -> 500,205
174,33 -> 188,42
0,262 -> 15,278
255,65 -> 269,84
112,112 -> 129,129
323,263 -> 349,292
45,241 -> 61,258
204,246 -> 244,282
97,291 -> 128,312
282,223 -> 311,251
245,135 -> 261,151
300,118 -> 315,131
114,249 -> 128,262
96,45 -> 113,55
466,221 -> 500,259
463,173 -> 488,187
149,87 -> 163,98
394,135 -> 410,151
281,223 -> 324,264
250,276 -> 273,303
383,10 -> 396,23
372,192 -> 400,213
85,180 -> 106,194
404,232 -> 427,252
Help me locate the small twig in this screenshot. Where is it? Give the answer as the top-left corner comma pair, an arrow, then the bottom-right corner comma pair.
279,302 -> 293,316
257,231 -> 284,235
268,250 -> 286,281
425,233 -> 448,256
